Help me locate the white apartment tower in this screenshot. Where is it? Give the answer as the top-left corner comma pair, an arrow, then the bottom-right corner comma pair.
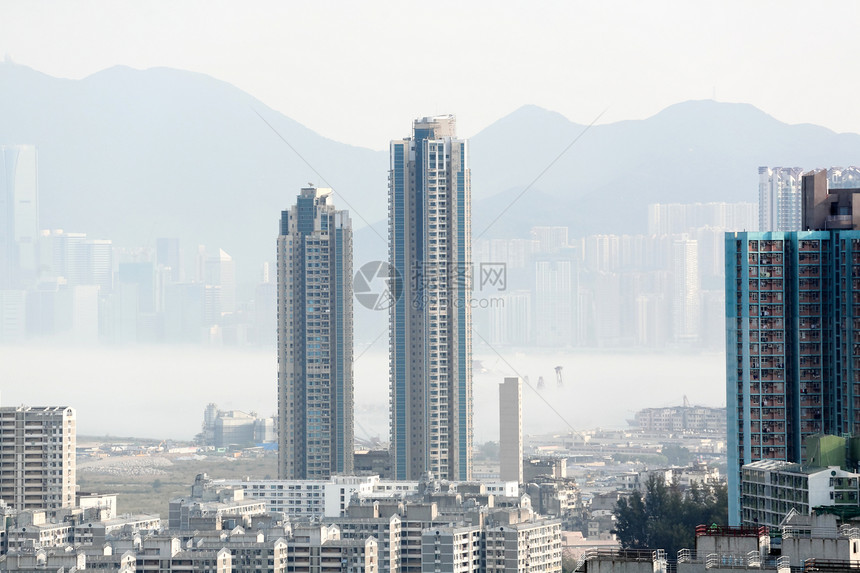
0,406 -> 76,512
671,238 -> 699,343
758,167 -> 804,232
389,115 -> 473,481
530,226 -> 569,254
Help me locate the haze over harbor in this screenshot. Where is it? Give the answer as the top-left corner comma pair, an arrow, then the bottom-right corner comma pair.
1,345 -> 725,441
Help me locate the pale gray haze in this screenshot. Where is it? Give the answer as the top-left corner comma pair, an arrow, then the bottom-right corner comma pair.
2,1 -> 860,147
0,0 -> 856,440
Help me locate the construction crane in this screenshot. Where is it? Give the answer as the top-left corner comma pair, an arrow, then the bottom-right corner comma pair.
354,420 -> 378,448
555,366 -> 564,388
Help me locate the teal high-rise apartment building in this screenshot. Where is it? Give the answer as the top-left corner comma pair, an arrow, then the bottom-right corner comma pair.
389,115 -> 473,481
277,187 -> 354,479
726,169 -> 860,524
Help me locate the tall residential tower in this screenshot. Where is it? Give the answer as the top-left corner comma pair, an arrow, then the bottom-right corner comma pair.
0,406 -> 76,512
277,187 -> 354,479
726,169 -> 860,524
389,115 -> 473,481
758,167 -> 804,232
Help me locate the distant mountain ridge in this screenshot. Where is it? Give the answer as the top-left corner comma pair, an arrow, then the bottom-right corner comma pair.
470,100 -> 860,239
3,62 -> 860,281
0,63 -> 389,282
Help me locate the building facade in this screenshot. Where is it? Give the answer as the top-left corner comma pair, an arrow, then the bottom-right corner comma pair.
277,187 -> 354,479
217,475 -> 517,520
741,460 -> 860,527
483,515 -> 563,573
758,167 -> 804,232
499,377 -> 523,484
671,238 -> 700,343
759,166 -> 860,232
0,406 -> 76,512
632,404 -> 726,434
389,116 -> 473,481
726,169 -> 860,523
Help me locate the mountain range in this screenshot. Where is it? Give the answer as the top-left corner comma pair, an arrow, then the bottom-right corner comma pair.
3,62 -> 860,283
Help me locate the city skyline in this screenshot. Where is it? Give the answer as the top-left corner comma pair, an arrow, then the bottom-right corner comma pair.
8,5 -> 860,565
3,12 -> 856,452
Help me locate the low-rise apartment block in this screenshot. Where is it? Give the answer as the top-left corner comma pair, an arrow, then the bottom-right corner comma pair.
741,460 -> 860,527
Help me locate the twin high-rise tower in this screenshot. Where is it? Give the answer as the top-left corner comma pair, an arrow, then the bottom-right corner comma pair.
389,115 -> 473,481
277,187 -> 354,479
277,116 -> 473,481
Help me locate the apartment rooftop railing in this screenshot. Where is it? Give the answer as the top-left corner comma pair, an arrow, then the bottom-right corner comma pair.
782,524 -> 860,540
803,558 -> 860,572
582,548 -> 666,562
678,549 -> 789,571
695,524 -> 768,537
575,548 -> 667,573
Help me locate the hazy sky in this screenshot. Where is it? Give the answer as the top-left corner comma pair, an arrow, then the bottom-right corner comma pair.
2,1 -> 859,148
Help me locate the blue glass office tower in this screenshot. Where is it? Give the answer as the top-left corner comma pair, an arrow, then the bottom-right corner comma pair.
727,169 -> 860,524
389,116 -> 473,481
278,187 -> 353,479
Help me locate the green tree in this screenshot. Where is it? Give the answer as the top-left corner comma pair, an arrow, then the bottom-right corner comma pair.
476,441 -> 499,461
561,554 -> 579,573
614,489 -> 648,548
613,474 -> 727,557
661,444 -> 693,466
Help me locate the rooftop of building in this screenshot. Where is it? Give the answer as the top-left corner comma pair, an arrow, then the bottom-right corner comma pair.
743,459 -> 856,476
0,405 -> 73,414
299,186 -> 332,199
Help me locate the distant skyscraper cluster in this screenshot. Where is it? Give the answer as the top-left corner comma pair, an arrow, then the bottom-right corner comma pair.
0,145 -> 39,290
0,144 -> 275,346
474,202 -> 757,349
726,168 -> 860,524
649,202 -> 757,236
